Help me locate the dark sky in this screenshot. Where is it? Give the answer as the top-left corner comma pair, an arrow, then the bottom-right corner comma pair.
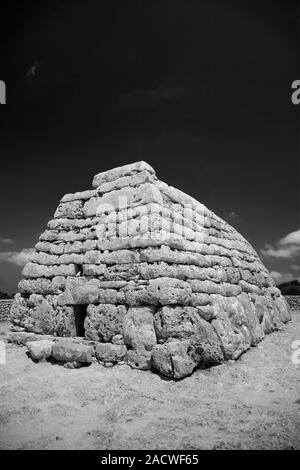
0,0 -> 299,293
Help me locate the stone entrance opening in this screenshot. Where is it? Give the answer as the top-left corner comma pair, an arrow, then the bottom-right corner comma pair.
74,305 -> 87,337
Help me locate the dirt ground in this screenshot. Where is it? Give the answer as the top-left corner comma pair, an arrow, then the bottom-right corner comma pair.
0,314 -> 299,450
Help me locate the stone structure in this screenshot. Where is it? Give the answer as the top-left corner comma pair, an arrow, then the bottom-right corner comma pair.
0,299 -> 14,321
284,296 -> 300,311
11,161 -> 291,378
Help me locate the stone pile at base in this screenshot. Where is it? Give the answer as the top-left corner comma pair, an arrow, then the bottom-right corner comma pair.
11,161 -> 291,378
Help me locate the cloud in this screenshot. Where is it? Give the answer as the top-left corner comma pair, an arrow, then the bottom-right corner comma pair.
0,248 -> 35,266
291,264 -> 300,270
0,238 -> 15,245
261,229 -> 300,259
270,271 -> 294,285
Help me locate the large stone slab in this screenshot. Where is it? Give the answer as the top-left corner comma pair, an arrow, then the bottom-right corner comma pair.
84,183 -> 163,217
84,304 -> 127,342
22,263 -> 79,279
92,161 -> 155,188
57,277 -> 101,305
123,306 -> 157,351
52,339 -> 93,364
151,339 -> 197,379
8,331 -> 54,345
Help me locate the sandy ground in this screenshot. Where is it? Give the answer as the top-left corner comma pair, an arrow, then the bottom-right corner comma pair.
0,314 -> 299,450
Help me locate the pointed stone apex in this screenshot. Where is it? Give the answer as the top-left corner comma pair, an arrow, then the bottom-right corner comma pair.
92,161 -> 156,188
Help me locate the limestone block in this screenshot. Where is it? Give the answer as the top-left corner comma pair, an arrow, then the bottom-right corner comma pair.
22,262 -> 79,279
147,277 -> 192,305
61,240 -> 97,253
35,240 -> 97,256
92,161 -> 155,188
97,289 -> 119,304
189,293 -> 211,306
208,255 -> 233,267
97,169 -> 155,194
54,200 -> 84,219
28,293 -> 45,308
211,311 -> 250,360
31,252 -> 59,265
26,340 -> 54,361
18,278 -> 61,295
153,306 -> 214,341
112,334 -> 124,345
39,230 -> 59,242
221,283 -> 242,297
35,242 -> 65,255
225,267 -> 241,284
123,306 -> 157,351
124,284 -> 153,306
52,339 -> 93,364
239,280 -> 261,295
235,293 -> 264,345
100,249 -> 140,265
53,306 -> 77,337
262,293 -> 284,333
194,304 -> 215,321
10,294 -> 30,326
98,280 -> 128,289
58,253 -> 85,264
84,304 -> 127,342
52,276 -> 67,292
102,263 -> 141,282
188,280 -> 223,295
95,343 -> 127,363
8,331 -> 54,345
156,180 -> 207,216
151,339 -> 197,378
127,349 -> 152,370
140,246 -> 209,267
48,217 -> 100,231
57,277 -> 101,306
40,229 -> 95,243
61,189 -> 97,203
267,286 -> 281,298
24,301 -> 56,335
82,264 -> 106,276
84,183 -> 163,217
274,296 -> 291,323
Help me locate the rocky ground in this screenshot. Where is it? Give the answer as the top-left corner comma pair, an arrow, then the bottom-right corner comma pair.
0,314 -> 299,450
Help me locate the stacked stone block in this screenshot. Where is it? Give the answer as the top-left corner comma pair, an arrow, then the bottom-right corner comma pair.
11,161 -> 291,378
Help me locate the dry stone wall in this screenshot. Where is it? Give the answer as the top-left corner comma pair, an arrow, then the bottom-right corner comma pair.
0,299 -> 14,321
10,161 -> 291,378
284,296 -> 300,311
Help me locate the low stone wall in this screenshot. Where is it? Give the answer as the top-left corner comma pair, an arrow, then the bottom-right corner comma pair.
284,296 -> 300,311
0,299 -> 13,321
